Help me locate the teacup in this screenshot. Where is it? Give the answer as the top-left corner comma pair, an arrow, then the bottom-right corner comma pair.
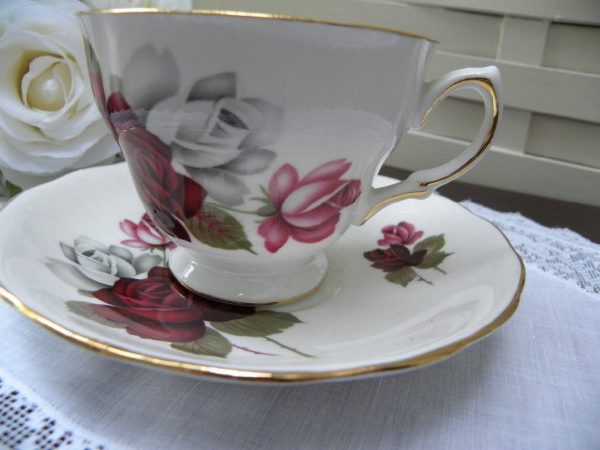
79,9 -> 501,305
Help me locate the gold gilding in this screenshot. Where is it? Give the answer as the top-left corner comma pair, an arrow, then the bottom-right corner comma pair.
78,8 -> 437,43
419,78 -> 499,188
361,77 -> 499,224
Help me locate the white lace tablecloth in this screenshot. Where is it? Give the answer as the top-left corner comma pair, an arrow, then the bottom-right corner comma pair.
1,200 -> 599,450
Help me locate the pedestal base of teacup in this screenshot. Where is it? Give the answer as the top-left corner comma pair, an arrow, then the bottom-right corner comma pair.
168,248 -> 328,306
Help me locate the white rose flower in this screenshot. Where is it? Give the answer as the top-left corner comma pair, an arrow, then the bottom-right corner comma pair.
46,236 -> 162,291
83,0 -> 192,9
0,0 -> 119,187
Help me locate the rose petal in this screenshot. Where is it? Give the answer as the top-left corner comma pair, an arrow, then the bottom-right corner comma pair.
136,223 -> 164,246
59,242 -> 77,263
300,159 -> 351,185
144,95 -> 188,145
406,231 -> 424,245
45,259 -> 107,291
258,215 -> 290,253
218,148 -> 276,175
133,254 -> 163,274
289,213 -> 340,244
122,45 -> 179,112
281,180 -> 346,216
268,164 -> 299,208
121,239 -> 151,249
74,236 -> 107,252
237,98 -> 283,148
283,203 -> 339,228
119,219 -> 138,239
77,264 -> 119,286
171,141 -> 242,168
90,304 -> 131,324
183,177 -> 206,218
187,72 -> 236,101
108,245 -> 134,263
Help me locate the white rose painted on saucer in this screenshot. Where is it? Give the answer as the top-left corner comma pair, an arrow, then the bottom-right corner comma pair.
0,0 -> 118,187
46,236 -> 161,291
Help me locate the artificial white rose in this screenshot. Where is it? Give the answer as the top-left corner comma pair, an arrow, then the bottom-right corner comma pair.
0,0 -> 119,187
83,0 -> 192,9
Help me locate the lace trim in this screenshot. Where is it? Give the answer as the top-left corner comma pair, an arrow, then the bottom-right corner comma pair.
0,373 -> 107,450
462,201 -> 599,295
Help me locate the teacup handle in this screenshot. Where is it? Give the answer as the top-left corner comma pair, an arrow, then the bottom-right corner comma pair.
356,66 -> 502,224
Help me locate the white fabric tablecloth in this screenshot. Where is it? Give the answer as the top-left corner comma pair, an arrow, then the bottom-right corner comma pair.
1,200 -> 599,450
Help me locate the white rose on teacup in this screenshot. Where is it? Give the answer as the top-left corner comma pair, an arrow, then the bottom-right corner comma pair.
110,45 -> 283,206
83,0 -> 192,9
46,236 -> 161,291
0,0 -> 119,188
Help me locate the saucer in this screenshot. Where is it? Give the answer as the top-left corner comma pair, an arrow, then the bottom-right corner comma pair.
0,163 -> 524,383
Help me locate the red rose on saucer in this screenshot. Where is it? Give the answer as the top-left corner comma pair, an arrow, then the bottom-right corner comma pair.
91,267 -> 255,342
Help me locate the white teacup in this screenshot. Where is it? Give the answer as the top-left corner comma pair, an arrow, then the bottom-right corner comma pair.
79,9 -> 501,305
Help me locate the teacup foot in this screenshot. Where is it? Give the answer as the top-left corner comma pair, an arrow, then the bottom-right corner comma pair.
168,248 -> 328,306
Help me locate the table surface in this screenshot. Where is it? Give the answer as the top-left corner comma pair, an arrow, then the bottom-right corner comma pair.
381,166 -> 600,243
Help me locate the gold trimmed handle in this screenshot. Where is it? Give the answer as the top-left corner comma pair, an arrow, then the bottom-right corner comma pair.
357,66 -> 502,224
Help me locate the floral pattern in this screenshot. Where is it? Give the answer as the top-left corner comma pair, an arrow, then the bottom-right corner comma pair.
46,236 -> 161,291
256,160 -> 361,253
120,213 -> 175,250
96,45 -> 360,255
364,222 -> 451,286
110,46 -> 281,206
49,214 -> 310,358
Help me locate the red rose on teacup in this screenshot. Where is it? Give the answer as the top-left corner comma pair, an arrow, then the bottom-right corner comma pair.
377,222 -> 424,246
91,267 -> 255,342
258,159 -> 361,253
118,126 -> 206,240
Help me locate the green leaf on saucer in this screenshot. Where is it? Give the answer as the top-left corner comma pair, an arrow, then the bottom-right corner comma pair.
187,204 -> 256,254
417,251 -> 452,269
385,267 -> 417,287
212,311 -> 302,337
171,328 -> 232,358
66,301 -> 127,328
414,235 -> 445,254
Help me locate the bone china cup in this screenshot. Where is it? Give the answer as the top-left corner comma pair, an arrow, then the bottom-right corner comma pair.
78,9 -> 502,305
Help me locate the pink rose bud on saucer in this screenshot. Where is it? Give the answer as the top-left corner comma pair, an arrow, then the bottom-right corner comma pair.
378,222 -> 423,246
120,213 -> 176,250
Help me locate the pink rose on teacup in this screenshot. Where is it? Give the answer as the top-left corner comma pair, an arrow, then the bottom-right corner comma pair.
258,159 -> 361,253
378,222 -> 424,246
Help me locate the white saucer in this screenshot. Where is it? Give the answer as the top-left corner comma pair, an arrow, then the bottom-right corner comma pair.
0,163 -> 524,383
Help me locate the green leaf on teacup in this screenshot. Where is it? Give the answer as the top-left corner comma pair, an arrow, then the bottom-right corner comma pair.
171,327 -> 232,358
66,301 -> 127,329
255,203 -> 277,217
187,204 -> 256,254
212,311 -> 302,337
385,267 -> 417,287
414,235 -> 445,254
